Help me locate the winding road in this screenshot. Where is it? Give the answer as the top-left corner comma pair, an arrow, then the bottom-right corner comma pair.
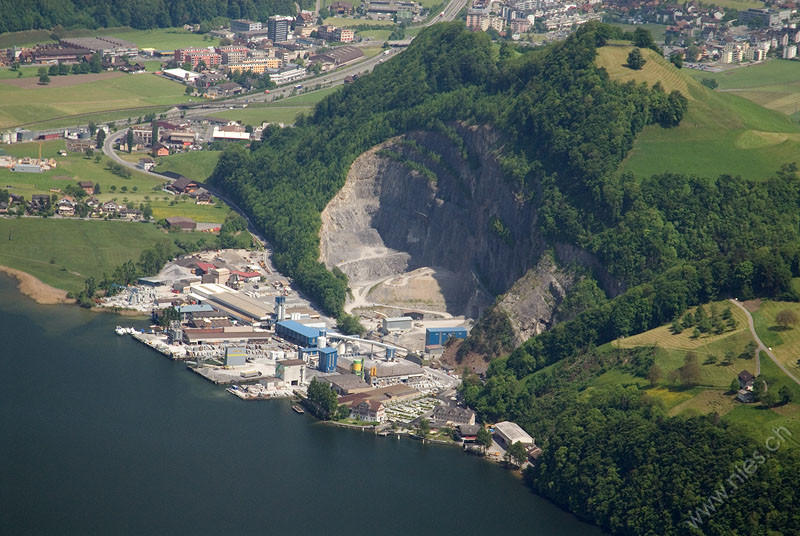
729,299 -> 800,386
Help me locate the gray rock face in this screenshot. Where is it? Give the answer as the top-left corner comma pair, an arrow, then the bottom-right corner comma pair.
320,123 -> 619,334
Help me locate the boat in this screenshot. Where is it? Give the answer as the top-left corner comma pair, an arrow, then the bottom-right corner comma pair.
115,326 -> 125,335
291,405 -> 305,414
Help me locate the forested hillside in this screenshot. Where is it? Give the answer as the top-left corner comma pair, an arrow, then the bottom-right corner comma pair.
209,22 -> 684,319
0,0 -> 305,33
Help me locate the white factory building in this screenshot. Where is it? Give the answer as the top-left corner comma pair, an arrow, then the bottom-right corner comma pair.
493,421 -> 534,448
189,283 -> 272,325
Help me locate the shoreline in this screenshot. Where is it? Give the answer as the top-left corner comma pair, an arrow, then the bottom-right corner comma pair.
0,265 -> 75,305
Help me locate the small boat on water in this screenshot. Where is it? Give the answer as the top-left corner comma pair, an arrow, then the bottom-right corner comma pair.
115,326 -> 125,336
291,405 -> 305,414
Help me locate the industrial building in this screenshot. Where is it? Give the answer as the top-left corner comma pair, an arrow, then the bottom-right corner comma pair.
231,19 -> 263,32
337,384 -> 421,409
321,374 -> 371,395
181,327 -> 271,344
382,316 -> 412,332
365,362 -> 424,386
425,327 -> 468,347
493,421 -> 534,448
277,359 -> 306,386
275,320 -> 322,347
318,347 -> 338,373
225,347 -> 247,366
189,283 -> 273,325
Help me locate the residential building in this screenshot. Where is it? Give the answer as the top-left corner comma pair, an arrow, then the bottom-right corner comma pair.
174,48 -> 222,68
317,25 -> 355,43
351,400 -> 386,423
432,405 -> 476,426
268,15 -> 293,43
78,181 -> 95,195
231,19 -> 263,33
56,198 -> 76,216
152,142 -> 169,156
138,157 -> 155,171
456,424 -> 481,442
168,176 -> 200,194
330,1 -> 354,14
226,57 -> 283,74
784,45 -> 797,59
196,72 -> 227,88
217,45 -> 250,64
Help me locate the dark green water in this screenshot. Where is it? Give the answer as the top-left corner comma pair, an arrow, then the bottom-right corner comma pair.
0,275 -> 601,535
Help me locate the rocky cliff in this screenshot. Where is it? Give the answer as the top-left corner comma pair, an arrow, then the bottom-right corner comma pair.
320,123 -> 617,335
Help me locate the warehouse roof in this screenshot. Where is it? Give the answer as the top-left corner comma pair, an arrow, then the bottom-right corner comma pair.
177,304 -> 215,313
276,320 -> 321,339
278,359 -> 305,367
494,421 -> 533,445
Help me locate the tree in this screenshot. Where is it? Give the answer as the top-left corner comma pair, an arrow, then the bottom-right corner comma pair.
126,128 -> 134,153
157,306 -> 179,326
633,27 -> 656,49
185,85 -> 193,95
669,52 -> 683,68
143,204 -> 153,220
476,427 -> 492,454
38,74 -> 50,85
505,441 -> 527,467
761,388 -> 778,408
679,352 -> 702,386
779,385 -> 792,405
686,45 -> 702,62
647,363 -> 662,386
307,378 -> 338,419
151,121 -> 159,147
627,48 -> 646,70
94,183 -> 101,194
417,418 -> 430,437
48,64 -> 58,76
775,309 -> 798,330
96,129 -> 106,148
670,318 -> 683,334
88,121 -> 96,136
90,52 -> 102,73
337,314 -> 365,336
730,378 -> 740,393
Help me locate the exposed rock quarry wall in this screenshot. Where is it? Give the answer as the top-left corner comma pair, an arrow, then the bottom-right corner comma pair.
320,123 -> 620,322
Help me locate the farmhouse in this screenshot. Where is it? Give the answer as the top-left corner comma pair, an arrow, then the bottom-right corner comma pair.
152,142 -> 169,157
168,177 -> 200,194
78,181 -> 95,195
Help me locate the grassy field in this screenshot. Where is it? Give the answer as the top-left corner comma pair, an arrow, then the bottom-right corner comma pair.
687,60 -> 800,116
0,26 -> 216,50
358,29 -> 393,42
21,106 -> 173,131
751,300 -> 800,379
597,46 -> 800,181
0,72 -> 191,129
210,85 -> 343,125
1,140 -> 230,223
0,218 -> 177,292
153,151 -> 221,182
702,0 -> 765,10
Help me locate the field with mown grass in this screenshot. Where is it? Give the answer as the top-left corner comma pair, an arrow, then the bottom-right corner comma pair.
597,46 -> 800,181
687,59 -> 800,117
1,140 -> 230,223
0,26 -> 217,50
0,218 -> 179,292
0,71 -> 191,129
210,85 -> 342,125
751,300 -> 800,379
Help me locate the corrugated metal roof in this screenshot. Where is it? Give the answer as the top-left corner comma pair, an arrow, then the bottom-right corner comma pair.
277,320 -> 321,339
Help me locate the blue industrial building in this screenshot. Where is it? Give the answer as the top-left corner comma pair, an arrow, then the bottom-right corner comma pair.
318,347 -> 338,373
275,320 -> 322,347
425,327 -> 468,346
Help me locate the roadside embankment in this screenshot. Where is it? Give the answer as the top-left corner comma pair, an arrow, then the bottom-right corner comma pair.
0,265 -> 74,305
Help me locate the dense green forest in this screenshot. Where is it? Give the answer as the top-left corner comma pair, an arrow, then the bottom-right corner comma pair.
461,346 -> 800,535
0,0 -> 306,33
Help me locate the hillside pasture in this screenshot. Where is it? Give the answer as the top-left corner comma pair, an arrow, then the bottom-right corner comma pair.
0,218 -> 176,292
0,72 -> 190,129
597,46 -> 690,96
751,300 -> 800,379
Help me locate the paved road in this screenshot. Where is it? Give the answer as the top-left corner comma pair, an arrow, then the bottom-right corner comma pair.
729,299 -> 800,386
102,129 -> 267,246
